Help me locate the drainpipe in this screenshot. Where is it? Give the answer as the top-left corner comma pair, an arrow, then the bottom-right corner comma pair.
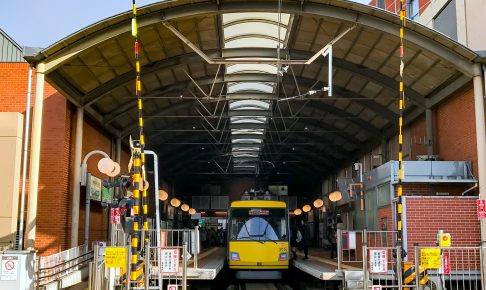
426,109 -> 434,156
70,107 -> 84,247
472,63 -> 486,287
25,62 -> 45,250
18,65 -> 33,250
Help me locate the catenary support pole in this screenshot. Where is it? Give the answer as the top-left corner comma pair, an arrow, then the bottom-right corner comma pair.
25,62 -> 45,249
116,138 -> 121,164
425,108 -> 434,156
71,107 -> 84,247
18,65 -> 33,250
472,63 -> 486,289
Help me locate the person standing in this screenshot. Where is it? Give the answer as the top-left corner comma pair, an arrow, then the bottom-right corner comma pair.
298,219 -> 310,259
327,218 -> 338,259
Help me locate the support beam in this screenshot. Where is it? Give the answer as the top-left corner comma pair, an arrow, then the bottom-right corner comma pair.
425,108 -> 434,155
472,64 -> 486,287
26,62 -> 45,249
70,107 -> 84,247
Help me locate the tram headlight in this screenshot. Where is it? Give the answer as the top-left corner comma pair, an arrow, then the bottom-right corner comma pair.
279,252 -> 288,261
230,252 -> 240,261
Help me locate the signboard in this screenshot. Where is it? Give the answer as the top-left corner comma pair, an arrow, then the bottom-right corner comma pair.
105,247 -> 127,268
111,208 -> 121,224
369,248 -> 388,274
88,174 -> 102,201
439,233 -> 451,247
102,185 -> 113,204
167,285 -> 178,290
160,248 -> 179,274
1,255 -> 19,281
372,286 -> 382,290
478,199 -> 486,219
442,252 -> 450,274
191,213 -> 202,220
420,248 -> 441,269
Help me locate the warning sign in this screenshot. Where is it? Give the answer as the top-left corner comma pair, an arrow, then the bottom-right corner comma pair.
442,252 -> 450,274
369,248 -> 388,274
420,248 -> 441,269
105,247 -> 127,268
167,285 -> 178,290
372,286 -> 382,290
478,199 -> 486,219
1,255 -> 19,281
161,248 -> 179,274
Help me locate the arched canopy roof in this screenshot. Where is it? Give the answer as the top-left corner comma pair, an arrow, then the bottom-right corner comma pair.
27,0 -> 484,179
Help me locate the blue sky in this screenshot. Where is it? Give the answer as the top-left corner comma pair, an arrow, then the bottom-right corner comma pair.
0,0 -> 370,48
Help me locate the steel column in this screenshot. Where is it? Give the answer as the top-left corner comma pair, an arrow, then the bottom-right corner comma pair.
425,108 -> 434,155
71,106 -> 84,247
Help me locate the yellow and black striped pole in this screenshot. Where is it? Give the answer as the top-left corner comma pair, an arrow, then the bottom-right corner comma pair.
130,0 -> 148,286
397,0 -> 406,250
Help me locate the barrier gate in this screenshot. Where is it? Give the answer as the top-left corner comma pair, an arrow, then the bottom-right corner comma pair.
89,226 -> 200,290
337,230 -> 483,290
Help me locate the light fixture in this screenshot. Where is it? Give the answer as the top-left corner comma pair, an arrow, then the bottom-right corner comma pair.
158,189 -> 168,201
294,209 -> 302,215
313,198 -> 324,208
302,204 -> 311,212
189,208 -> 196,215
180,93 -> 183,98
322,206 -> 326,213
181,204 -> 190,212
170,198 -> 181,207
98,157 -> 121,177
329,190 -> 343,202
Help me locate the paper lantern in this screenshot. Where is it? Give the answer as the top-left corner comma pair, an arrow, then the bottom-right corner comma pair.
189,208 -> 196,215
302,204 -> 312,212
158,190 -> 168,201
181,204 -> 190,212
313,198 -> 324,208
170,198 -> 181,207
329,190 -> 342,202
294,209 -> 302,215
98,157 -> 114,174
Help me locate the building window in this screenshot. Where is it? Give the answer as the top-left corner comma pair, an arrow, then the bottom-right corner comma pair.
407,0 -> 420,20
377,0 -> 385,9
433,0 -> 458,40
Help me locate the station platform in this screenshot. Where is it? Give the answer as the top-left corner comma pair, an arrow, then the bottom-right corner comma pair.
161,247 -> 226,280
291,248 -> 359,280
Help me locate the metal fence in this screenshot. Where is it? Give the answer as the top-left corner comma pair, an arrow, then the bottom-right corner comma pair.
414,246 -> 483,290
36,244 -> 93,288
90,227 -> 200,290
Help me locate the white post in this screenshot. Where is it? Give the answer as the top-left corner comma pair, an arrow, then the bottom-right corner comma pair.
25,62 -> 45,249
472,64 -> 486,287
71,107 -> 84,247
18,65 -> 33,250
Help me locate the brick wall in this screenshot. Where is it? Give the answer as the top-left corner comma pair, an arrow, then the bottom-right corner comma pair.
405,197 -> 480,260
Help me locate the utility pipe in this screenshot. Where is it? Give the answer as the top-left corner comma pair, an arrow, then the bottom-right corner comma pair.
472,63 -> 486,288
144,150 -> 162,286
81,150 -> 110,246
18,65 -> 33,250
25,62 -> 45,250
70,107 -> 84,247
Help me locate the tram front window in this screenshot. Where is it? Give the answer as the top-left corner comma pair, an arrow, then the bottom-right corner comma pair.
230,208 -> 287,241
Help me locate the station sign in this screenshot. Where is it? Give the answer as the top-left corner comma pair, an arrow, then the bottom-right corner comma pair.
160,248 -> 179,274
369,248 -> 388,274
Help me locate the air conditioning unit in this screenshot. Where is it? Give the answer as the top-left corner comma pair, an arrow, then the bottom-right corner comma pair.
416,155 -> 440,161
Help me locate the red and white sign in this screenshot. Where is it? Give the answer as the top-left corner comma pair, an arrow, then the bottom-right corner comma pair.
369,248 -> 388,274
478,199 -> 486,219
442,252 -> 450,274
372,286 -> 382,290
167,285 -> 177,290
1,255 -> 19,281
160,248 -> 179,274
111,208 -> 120,224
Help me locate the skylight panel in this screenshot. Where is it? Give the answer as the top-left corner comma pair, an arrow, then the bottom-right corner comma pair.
227,82 -> 274,93
232,139 -> 263,144
224,22 -> 287,41
226,64 -> 277,75
223,13 -> 290,25
229,100 -> 270,110
225,38 -> 283,49
231,116 -> 267,124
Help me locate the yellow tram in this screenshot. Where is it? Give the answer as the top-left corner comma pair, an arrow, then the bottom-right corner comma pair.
227,200 -> 290,277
